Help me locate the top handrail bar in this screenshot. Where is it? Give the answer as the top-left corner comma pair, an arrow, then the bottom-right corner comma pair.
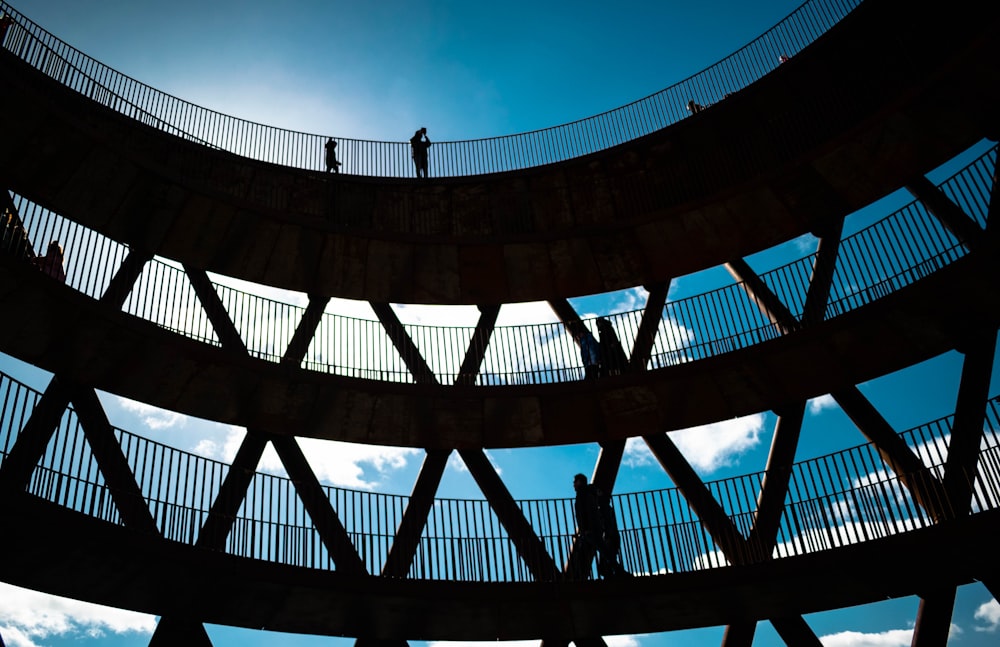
0,0 -> 860,177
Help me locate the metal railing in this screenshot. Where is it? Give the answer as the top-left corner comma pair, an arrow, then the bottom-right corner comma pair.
0,0 -> 859,176
2,146 -> 993,386
2,369 -> 998,581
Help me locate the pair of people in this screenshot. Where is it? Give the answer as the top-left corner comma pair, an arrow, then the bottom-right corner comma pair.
324,128 -> 432,178
576,318 -> 628,380
573,473 -> 628,579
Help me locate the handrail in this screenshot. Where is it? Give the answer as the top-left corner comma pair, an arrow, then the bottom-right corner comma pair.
3,146 -> 994,386
0,0 -> 859,177
1,368 -> 998,581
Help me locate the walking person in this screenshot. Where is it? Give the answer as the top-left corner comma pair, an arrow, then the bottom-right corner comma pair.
573,473 -> 626,579
325,138 -> 342,173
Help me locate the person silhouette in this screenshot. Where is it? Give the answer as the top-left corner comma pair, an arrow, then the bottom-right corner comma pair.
0,14 -> 12,44
410,127 -> 432,178
597,317 -> 628,377
31,240 -> 66,282
573,473 -> 626,579
324,138 -> 341,173
575,327 -> 600,381
686,99 -> 705,114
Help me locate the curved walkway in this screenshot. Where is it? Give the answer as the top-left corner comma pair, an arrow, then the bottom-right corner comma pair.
1,0 -> 997,303
4,145 -> 994,387
0,243 -> 997,447
1,495 -> 994,640
1,380 -> 998,638
1,144 -> 997,446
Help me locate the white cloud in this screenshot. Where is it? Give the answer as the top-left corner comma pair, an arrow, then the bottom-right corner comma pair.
117,397 -> 188,430
624,414 -> 765,474
193,427 -> 418,490
496,301 -> 562,327
426,637 -> 640,647
820,629 -> 912,646
820,625 -> 962,646
807,394 -> 836,415
975,598 -> 1000,631
447,449 -> 502,477
0,583 -> 154,647
191,425 -> 246,462
793,232 -> 819,254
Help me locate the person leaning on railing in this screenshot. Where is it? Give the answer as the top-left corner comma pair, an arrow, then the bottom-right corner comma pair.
0,14 -> 13,44
30,240 -> 66,282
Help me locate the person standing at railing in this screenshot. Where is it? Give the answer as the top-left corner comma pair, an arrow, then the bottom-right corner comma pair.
574,326 -> 600,380
31,240 -> 66,282
597,317 -> 628,377
573,473 -> 627,579
686,99 -> 706,114
324,138 -> 342,173
0,14 -> 12,44
410,127 -> 432,178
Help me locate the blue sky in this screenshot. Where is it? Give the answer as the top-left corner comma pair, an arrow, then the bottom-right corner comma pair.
2,0 -> 999,646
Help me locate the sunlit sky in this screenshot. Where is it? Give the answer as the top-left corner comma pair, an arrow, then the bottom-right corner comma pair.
2,0 -> 999,646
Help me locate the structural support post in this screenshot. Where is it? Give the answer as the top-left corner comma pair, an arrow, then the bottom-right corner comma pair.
459,449 -> 560,581
906,175 -> 986,252
629,281 -> 671,370
0,377 -> 70,494
70,384 -> 159,534
911,587 -> 959,647
381,449 -> 450,578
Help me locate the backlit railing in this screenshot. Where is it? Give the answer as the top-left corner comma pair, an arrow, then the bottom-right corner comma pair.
2,146 -> 993,386
0,0 -> 859,176
1,369 -> 998,581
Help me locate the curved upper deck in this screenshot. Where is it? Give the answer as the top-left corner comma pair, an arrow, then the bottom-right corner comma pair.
1,0 -> 997,303
1,143 -> 997,447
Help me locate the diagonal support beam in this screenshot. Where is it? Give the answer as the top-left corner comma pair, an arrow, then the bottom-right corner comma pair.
748,402 -> 805,550
148,617 -> 214,647
832,386 -> 951,520
907,175 -> 987,252
380,449 -> 450,578
629,281 -> 671,371
101,247 -> 153,308
370,302 -> 438,384
196,431 -> 269,550
725,258 -> 799,334
270,434 -> 368,576
721,622 -> 757,647
801,218 -> 843,325
459,449 -> 560,581
0,376 -> 71,494
184,265 -> 248,352
642,432 -> 758,565
771,616 -> 823,647
282,296 -> 331,365
911,587 -> 959,647
69,384 -> 159,534
456,305 -> 500,385
547,298 -> 589,341
943,329 -> 998,513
